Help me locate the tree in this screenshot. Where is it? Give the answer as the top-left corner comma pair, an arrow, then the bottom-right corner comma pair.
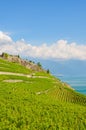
17,54 -> 20,58
47,69 -> 50,74
2,52 -> 9,59
37,62 -> 42,68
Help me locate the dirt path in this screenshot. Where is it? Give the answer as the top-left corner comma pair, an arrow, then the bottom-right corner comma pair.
0,71 -> 31,77
3,79 -> 23,83
36,86 -> 55,95
0,71 -> 51,79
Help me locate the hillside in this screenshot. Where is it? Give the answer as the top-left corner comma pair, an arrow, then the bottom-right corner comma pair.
0,53 -> 45,72
0,53 -> 86,130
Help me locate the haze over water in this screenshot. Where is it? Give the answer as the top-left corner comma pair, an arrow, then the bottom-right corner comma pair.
58,75 -> 86,95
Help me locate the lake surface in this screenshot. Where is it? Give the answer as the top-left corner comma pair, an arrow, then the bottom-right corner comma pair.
56,75 -> 86,95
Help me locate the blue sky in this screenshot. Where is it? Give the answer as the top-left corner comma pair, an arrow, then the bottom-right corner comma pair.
0,0 -> 86,75
0,0 -> 86,44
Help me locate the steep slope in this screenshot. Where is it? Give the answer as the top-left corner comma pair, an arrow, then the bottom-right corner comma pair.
0,53 -> 86,129
0,52 -> 44,72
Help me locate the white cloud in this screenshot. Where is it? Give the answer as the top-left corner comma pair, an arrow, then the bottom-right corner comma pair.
0,31 -> 12,44
0,31 -> 86,60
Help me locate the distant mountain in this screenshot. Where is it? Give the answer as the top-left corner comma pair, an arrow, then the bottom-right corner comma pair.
26,57 -> 86,76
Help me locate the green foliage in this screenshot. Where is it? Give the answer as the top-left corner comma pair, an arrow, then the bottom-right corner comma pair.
2,52 -> 9,59
0,58 -> 32,74
29,60 -> 35,64
47,69 -> 50,74
17,54 -> 20,58
37,62 -> 42,68
0,58 -> 86,129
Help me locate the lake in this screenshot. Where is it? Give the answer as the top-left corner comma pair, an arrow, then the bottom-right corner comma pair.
56,75 -> 86,95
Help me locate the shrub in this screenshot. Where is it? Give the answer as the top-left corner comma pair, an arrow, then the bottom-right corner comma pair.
2,52 -> 9,59
37,62 -> 42,68
47,69 -> 50,74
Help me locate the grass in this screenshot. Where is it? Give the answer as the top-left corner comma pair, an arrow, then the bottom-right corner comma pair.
0,83 -> 86,129
0,58 -> 86,129
0,58 -> 32,74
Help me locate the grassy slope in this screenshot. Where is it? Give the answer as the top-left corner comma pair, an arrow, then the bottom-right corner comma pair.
0,58 -> 86,130
0,58 -> 32,74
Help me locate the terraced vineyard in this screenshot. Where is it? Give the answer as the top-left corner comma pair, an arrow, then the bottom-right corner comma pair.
0,56 -> 86,130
